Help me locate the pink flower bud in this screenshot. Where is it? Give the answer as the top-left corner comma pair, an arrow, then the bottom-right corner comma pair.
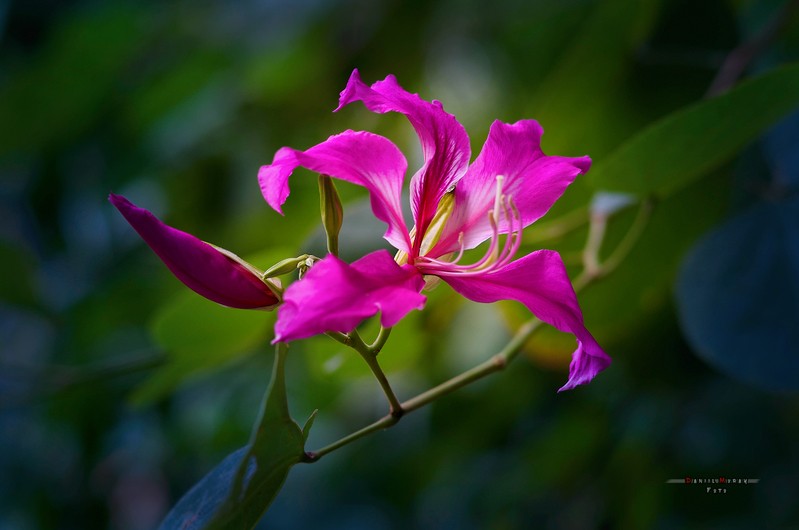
110,194 -> 280,310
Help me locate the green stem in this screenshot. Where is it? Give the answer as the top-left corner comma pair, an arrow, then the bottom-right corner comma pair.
325,331 -> 351,346
349,329 -> 404,417
403,318 -> 543,412
574,198 -> 652,291
368,326 -> 392,354
307,318 -> 544,460
306,414 -> 399,461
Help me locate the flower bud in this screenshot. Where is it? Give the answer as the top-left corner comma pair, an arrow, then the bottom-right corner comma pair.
109,194 -> 280,310
263,255 -> 309,278
318,174 -> 344,256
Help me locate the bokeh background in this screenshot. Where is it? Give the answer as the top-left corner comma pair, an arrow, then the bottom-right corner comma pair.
2,0 -> 798,528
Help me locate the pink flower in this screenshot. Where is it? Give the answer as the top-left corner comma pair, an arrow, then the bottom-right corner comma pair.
258,70 -> 610,390
110,194 -> 281,310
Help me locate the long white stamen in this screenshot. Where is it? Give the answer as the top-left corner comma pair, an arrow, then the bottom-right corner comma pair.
493,175 -> 505,220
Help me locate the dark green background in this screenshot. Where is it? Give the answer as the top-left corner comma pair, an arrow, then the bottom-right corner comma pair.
1,0 -> 798,528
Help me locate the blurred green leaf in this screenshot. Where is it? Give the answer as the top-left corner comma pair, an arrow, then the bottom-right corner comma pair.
130,249 -> 288,406
123,50 -> 229,135
242,35 -> 332,103
590,62 -> 799,196
532,0 -> 661,158
0,242 -> 37,307
521,408 -> 605,490
0,5 -> 146,155
675,196 -> 799,392
159,345 -> 306,529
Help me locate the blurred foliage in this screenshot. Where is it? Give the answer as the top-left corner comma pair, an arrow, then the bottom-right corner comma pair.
1,0 -> 799,529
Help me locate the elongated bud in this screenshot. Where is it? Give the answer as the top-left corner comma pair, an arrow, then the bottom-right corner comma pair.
263,255 -> 310,278
109,194 -> 281,310
318,174 -> 343,256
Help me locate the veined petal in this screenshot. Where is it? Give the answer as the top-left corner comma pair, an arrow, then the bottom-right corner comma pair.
273,250 -> 426,343
436,249 -> 610,390
258,130 -> 411,252
336,69 -> 470,248
109,194 -> 280,310
434,120 -> 590,255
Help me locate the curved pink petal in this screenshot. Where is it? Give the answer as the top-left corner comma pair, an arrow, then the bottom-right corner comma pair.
434,120 -> 591,256
258,130 -> 411,252
435,250 -> 610,390
109,194 -> 280,310
336,69 -> 470,249
273,250 -> 426,343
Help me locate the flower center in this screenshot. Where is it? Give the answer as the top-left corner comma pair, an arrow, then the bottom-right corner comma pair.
415,175 -> 522,276
395,188 -> 456,266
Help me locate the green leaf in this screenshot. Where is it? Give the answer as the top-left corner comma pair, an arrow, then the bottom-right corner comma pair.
590,63 -> 799,196
531,0 -> 661,158
0,242 -> 37,308
0,6 -> 146,155
159,344 -> 307,530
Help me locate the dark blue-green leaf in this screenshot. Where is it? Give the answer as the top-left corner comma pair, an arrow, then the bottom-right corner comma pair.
675,196 -> 799,392
159,344 -> 307,529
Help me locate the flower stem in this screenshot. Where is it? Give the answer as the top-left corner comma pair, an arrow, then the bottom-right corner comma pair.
306,317 -> 544,460
325,331 -> 352,346
306,414 -> 399,461
350,329 -> 404,417
403,318 -> 543,412
368,326 -> 392,354
575,198 -> 652,290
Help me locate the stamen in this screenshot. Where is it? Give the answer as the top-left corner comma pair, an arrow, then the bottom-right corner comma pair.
493,175 -> 505,221
416,175 -> 523,278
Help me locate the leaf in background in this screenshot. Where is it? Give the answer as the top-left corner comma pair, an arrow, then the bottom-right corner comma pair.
0,242 -> 37,308
675,196 -> 799,392
590,63 -> 799,196
0,5 -> 146,155
123,49 -> 230,136
531,0 -> 661,158
762,108 -> 799,188
522,0 -> 661,223
130,249 -> 288,406
159,344 -> 307,529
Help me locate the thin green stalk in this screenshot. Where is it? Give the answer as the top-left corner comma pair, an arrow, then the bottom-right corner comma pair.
368,326 -> 392,354
306,317 -> 544,459
403,318 -> 543,412
349,329 -> 404,416
325,331 -> 352,346
305,414 -> 399,461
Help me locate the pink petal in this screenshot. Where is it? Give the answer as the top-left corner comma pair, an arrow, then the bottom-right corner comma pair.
435,250 -> 610,390
109,194 -> 280,310
273,250 -> 426,342
434,120 -> 591,256
336,69 -> 470,249
258,130 -> 411,252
